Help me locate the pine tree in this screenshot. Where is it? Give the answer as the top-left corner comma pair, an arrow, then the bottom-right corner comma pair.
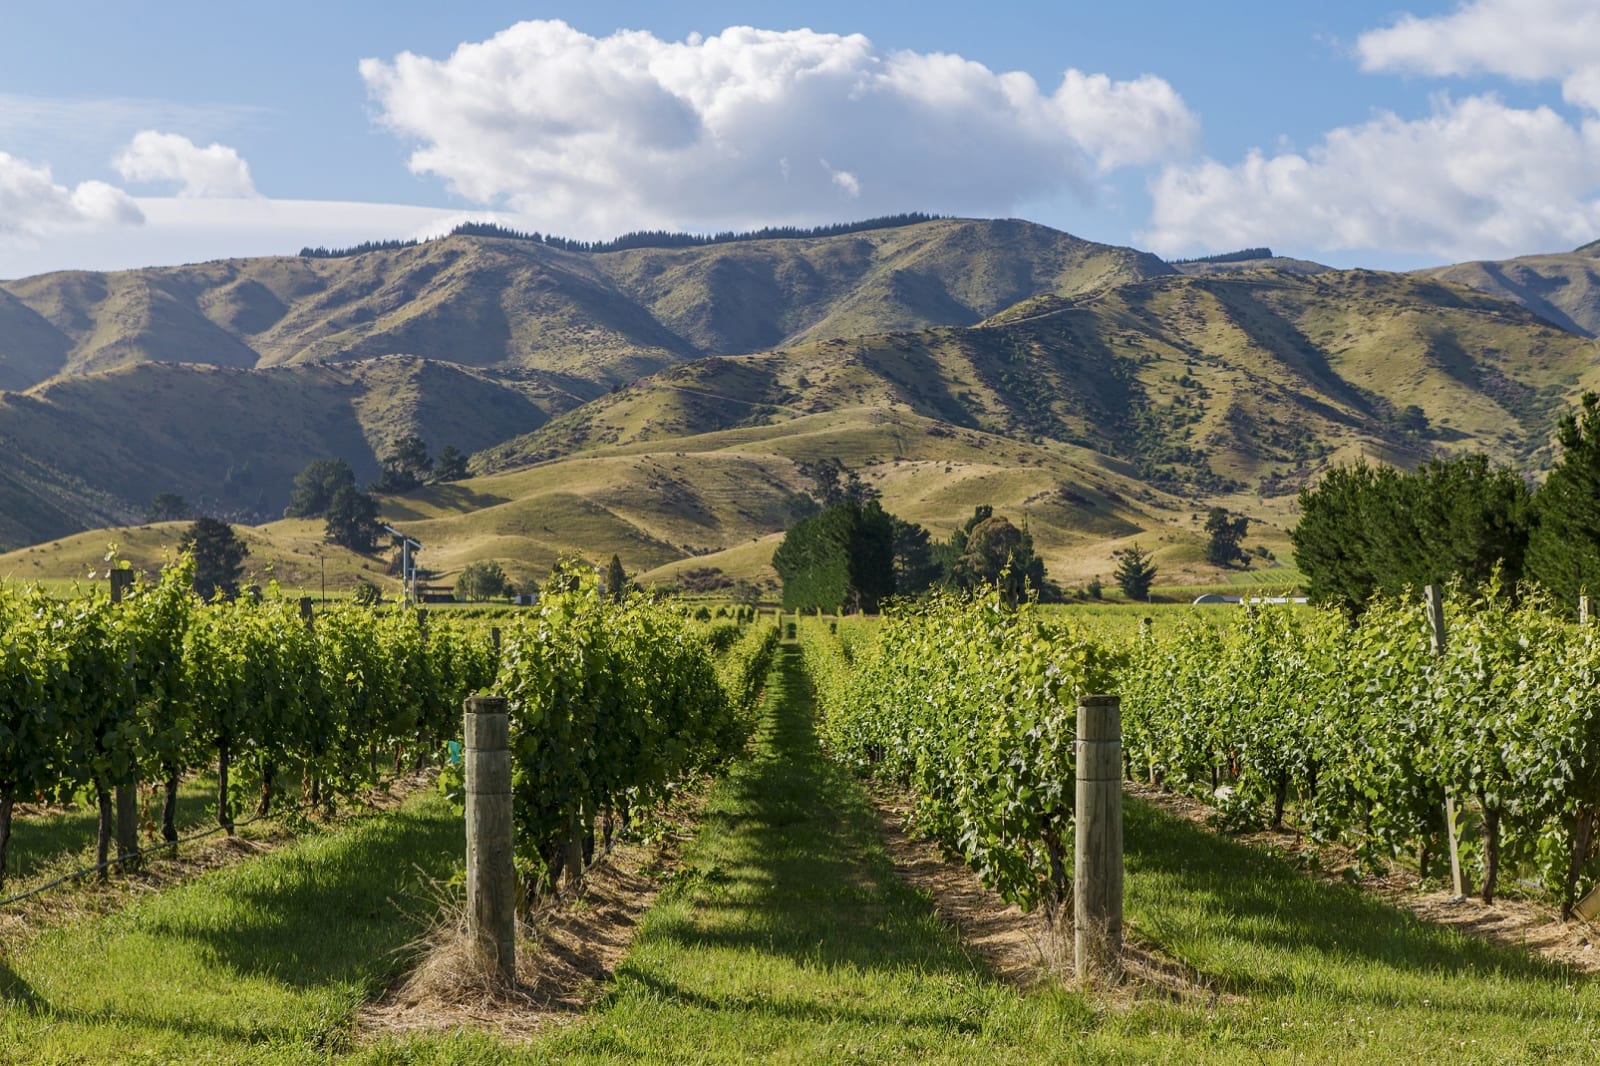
1112,543 -> 1158,601
605,554 -> 627,603
179,517 -> 249,600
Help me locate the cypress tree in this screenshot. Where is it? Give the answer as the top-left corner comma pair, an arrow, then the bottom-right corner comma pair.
1529,392 -> 1600,606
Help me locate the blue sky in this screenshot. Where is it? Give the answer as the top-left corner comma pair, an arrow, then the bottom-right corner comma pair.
3,1 -> 1597,277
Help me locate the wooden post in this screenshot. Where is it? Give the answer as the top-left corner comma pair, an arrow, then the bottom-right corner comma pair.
110,571 -> 140,870
1425,585 -> 1466,901
299,597 -> 314,624
1581,595 -> 1591,626
464,696 -> 516,984
1075,693 -> 1123,984
490,626 -> 502,657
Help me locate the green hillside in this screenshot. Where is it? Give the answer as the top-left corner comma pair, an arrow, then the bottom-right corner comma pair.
0,217 -> 1170,393
3,219 -> 1598,591
485,268 -> 1597,487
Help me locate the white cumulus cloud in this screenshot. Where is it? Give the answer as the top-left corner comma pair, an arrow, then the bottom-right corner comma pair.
359,20 -> 1198,236
1358,0 -> 1600,110
1143,95 -> 1600,262
114,130 -> 258,198
0,151 -> 142,243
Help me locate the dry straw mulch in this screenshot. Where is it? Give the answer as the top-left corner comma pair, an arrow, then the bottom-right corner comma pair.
361,783 -> 706,1044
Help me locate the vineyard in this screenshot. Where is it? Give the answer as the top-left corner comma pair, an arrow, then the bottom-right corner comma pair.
2,576 -> 1600,1061
0,563 -> 775,898
808,586 -> 1600,920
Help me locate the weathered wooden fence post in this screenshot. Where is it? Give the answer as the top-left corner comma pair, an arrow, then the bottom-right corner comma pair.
464,695 -> 516,983
1075,693 -> 1123,984
1425,584 -> 1466,900
1582,594 -> 1591,626
110,570 -> 141,871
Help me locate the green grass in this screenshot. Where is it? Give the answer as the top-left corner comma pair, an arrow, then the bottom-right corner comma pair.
384,646 -> 1600,1063
0,791 -> 463,1063
5,777 -> 219,886
3,649 -> 1597,1062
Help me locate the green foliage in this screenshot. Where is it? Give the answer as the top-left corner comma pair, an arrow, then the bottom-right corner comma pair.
803,590 -> 1118,914
178,517 -> 249,600
454,560 -> 509,602
1528,392 -> 1600,606
432,444 -> 470,482
323,484 -> 381,552
495,579 -> 767,889
1293,455 -> 1530,614
889,517 -> 941,598
1112,543 -> 1157,601
371,435 -> 433,493
1203,507 -> 1250,567
1120,588 -> 1600,910
772,499 -> 895,613
285,457 -> 357,518
949,514 -> 1048,604
0,564 -> 497,878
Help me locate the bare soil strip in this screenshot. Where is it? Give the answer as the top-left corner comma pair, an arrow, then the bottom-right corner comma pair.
867,791 -> 1231,1006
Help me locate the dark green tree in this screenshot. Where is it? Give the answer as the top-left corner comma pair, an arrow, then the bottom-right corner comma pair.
890,517 -> 942,597
933,505 -> 994,582
1204,507 -> 1250,567
1529,392 -> 1600,606
1112,543 -> 1158,601
145,492 -> 190,522
179,517 -> 249,600
432,444 -> 470,482
371,435 -> 432,493
324,485 -> 381,552
950,514 -> 1048,605
772,499 -> 895,612
286,458 -> 357,518
1293,455 -> 1530,614
605,554 -> 628,603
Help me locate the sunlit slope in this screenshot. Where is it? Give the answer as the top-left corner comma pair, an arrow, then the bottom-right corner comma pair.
0,518 -> 396,596
485,268 -> 1598,490
0,218 -> 1171,394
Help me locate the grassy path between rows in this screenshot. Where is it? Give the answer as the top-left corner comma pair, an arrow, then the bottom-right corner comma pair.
3,646 -> 1598,1063
0,792 -> 463,1064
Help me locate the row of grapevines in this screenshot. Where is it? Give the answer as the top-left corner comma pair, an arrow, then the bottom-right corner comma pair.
0,558 -> 497,886
803,590 -> 1119,915
495,581 -> 772,891
715,619 -> 781,728
1121,587 -> 1600,911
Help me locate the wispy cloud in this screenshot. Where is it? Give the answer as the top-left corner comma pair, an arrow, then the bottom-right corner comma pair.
0,94 -> 265,143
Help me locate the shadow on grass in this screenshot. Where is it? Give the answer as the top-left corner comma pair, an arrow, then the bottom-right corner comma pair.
1124,795 -> 1580,1002
8,777 -> 220,882
627,645 -> 986,979
135,801 -> 463,991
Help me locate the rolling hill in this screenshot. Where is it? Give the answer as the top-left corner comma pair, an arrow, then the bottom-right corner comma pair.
0,217 -> 1170,392
1415,243 -> 1600,338
3,216 -> 1600,594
